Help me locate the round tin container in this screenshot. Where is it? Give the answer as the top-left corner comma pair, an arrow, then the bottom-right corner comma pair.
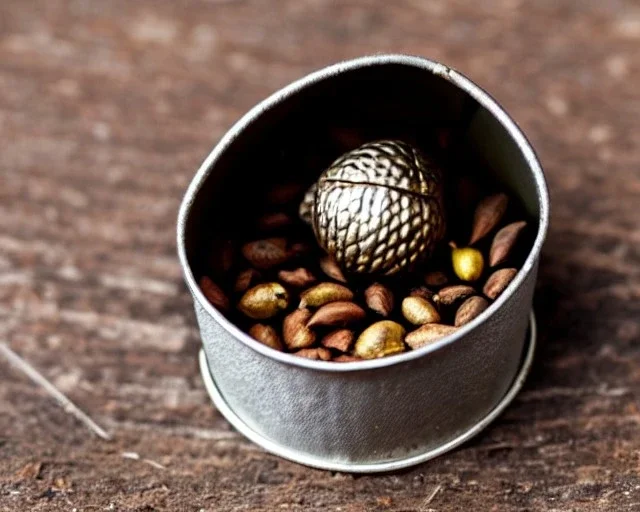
177,54 -> 549,473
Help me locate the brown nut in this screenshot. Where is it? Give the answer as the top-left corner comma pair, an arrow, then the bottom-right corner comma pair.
354,321 -> 406,359
409,286 -> 435,301
241,238 -> 291,269
283,308 -> 316,349
333,354 -> 361,362
278,268 -> 316,288
248,324 -> 283,350
401,296 -> 441,325
470,193 -> 509,245
256,212 -> 293,232
489,221 -> 527,267
452,246 -> 485,282
307,301 -> 366,328
424,271 -> 448,287
294,347 -> 332,361
321,329 -> 354,352
319,255 -> 347,283
405,324 -> 458,349
299,282 -> 354,308
483,268 -> 518,299
199,276 -> 229,312
433,285 -> 476,306
238,283 -> 289,319
234,268 -> 261,294
455,296 -> 490,327
364,283 -> 394,317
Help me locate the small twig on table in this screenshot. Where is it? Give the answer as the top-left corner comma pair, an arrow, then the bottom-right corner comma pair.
0,342 -> 112,441
420,484 -> 442,510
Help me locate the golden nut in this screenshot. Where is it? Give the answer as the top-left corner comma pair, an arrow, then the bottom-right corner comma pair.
299,282 -> 354,308
238,283 -> 289,319
354,321 -> 406,360
451,246 -> 484,282
401,296 -> 440,325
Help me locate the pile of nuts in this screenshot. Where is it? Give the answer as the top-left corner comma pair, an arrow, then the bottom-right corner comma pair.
199,177 -> 530,362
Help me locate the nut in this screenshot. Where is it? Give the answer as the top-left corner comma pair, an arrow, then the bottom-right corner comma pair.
409,286 -> 435,301
319,255 -> 347,283
256,212 -> 293,231
470,193 -> 509,245
283,308 -> 316,349
199,276 -> 229,312
278,268 -> 316,288
234,268 -> 261,294
294,347 -> 332,360
489,221 -> 527,267
238,283 -> 289,319
333,354 -> 361,362
321,329 -> 354,352
433,285 -> 476,306
424,271 -> 448,287
307,301 -> 366,328
299,282 -> 354,308
455,296 -> 490,326
364,283 -> 394,316
354,321 -> 406,359
299,183 -> 316,224
401,296 -> 440,325
248,324 -> 283,350
405,324 -> 458,349
241,238 -> 291,269
483,268 -> 518,299
451,246 -> 485,282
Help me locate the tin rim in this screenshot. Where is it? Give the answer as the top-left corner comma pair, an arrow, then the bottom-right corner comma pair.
178,54 -> 549,372
199,311 -> 536,473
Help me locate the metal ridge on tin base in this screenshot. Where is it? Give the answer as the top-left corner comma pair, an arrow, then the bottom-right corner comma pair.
199,312 -> 537,474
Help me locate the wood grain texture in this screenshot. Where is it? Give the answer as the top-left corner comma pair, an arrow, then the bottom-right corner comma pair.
1,0 -> 639,510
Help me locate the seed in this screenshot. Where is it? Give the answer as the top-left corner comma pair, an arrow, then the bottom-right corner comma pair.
489,221 -> 527,267
238,283 -> 289,319
248,324 -> 283,350
321,329 -> 354,352
319,255 -> 347,283
405,324 -> 458,349
307,301 -> 366,328
234,268 -> 261,294
333,354 -> 361,362
433,285 -> 476,306
470,193 -> 509,245
299,282 -> 354,308
409,286 -> 435,301
401,296 -> 440,325
424,271 -> 448,287
299,183 -> 316,224
241,238 -> 291,269
256,212 -> 293,231
294,347 -> 332,360
364,283 -> 394,316
484,268 -> 518,299
283,308 -> 316,349
354,321 -> 406,359
199,276 -> 229,312
278,268 -> 316,288
452,246 -> 484,282
455,296 -> 490,326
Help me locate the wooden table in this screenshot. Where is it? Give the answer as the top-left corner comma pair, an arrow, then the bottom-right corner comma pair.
2,1 -> 638,510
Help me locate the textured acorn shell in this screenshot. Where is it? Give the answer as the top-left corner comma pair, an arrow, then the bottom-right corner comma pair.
312,140 -> 446,275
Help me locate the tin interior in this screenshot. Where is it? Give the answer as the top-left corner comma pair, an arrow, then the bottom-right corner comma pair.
183,62 -> 543,281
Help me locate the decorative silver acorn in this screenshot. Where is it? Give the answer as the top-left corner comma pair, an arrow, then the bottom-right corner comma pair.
301,140 -> 446,276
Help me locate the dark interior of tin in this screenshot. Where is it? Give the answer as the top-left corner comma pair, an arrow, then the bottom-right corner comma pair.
183,63 -> 542,279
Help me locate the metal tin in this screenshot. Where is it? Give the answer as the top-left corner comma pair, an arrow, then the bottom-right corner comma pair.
177,54 -> 550,473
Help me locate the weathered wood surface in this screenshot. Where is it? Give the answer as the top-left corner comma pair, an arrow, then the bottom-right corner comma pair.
1,0 -> 639,510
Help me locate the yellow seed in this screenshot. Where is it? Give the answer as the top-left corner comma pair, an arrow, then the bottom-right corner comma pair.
354,321 -> 406,360
238,283 -> 289,319
401,296 -> 440,325
452,247 -> 484,282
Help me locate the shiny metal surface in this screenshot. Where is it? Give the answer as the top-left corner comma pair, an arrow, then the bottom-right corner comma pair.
177,54 -> 550,471
311,140 -> 445,275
